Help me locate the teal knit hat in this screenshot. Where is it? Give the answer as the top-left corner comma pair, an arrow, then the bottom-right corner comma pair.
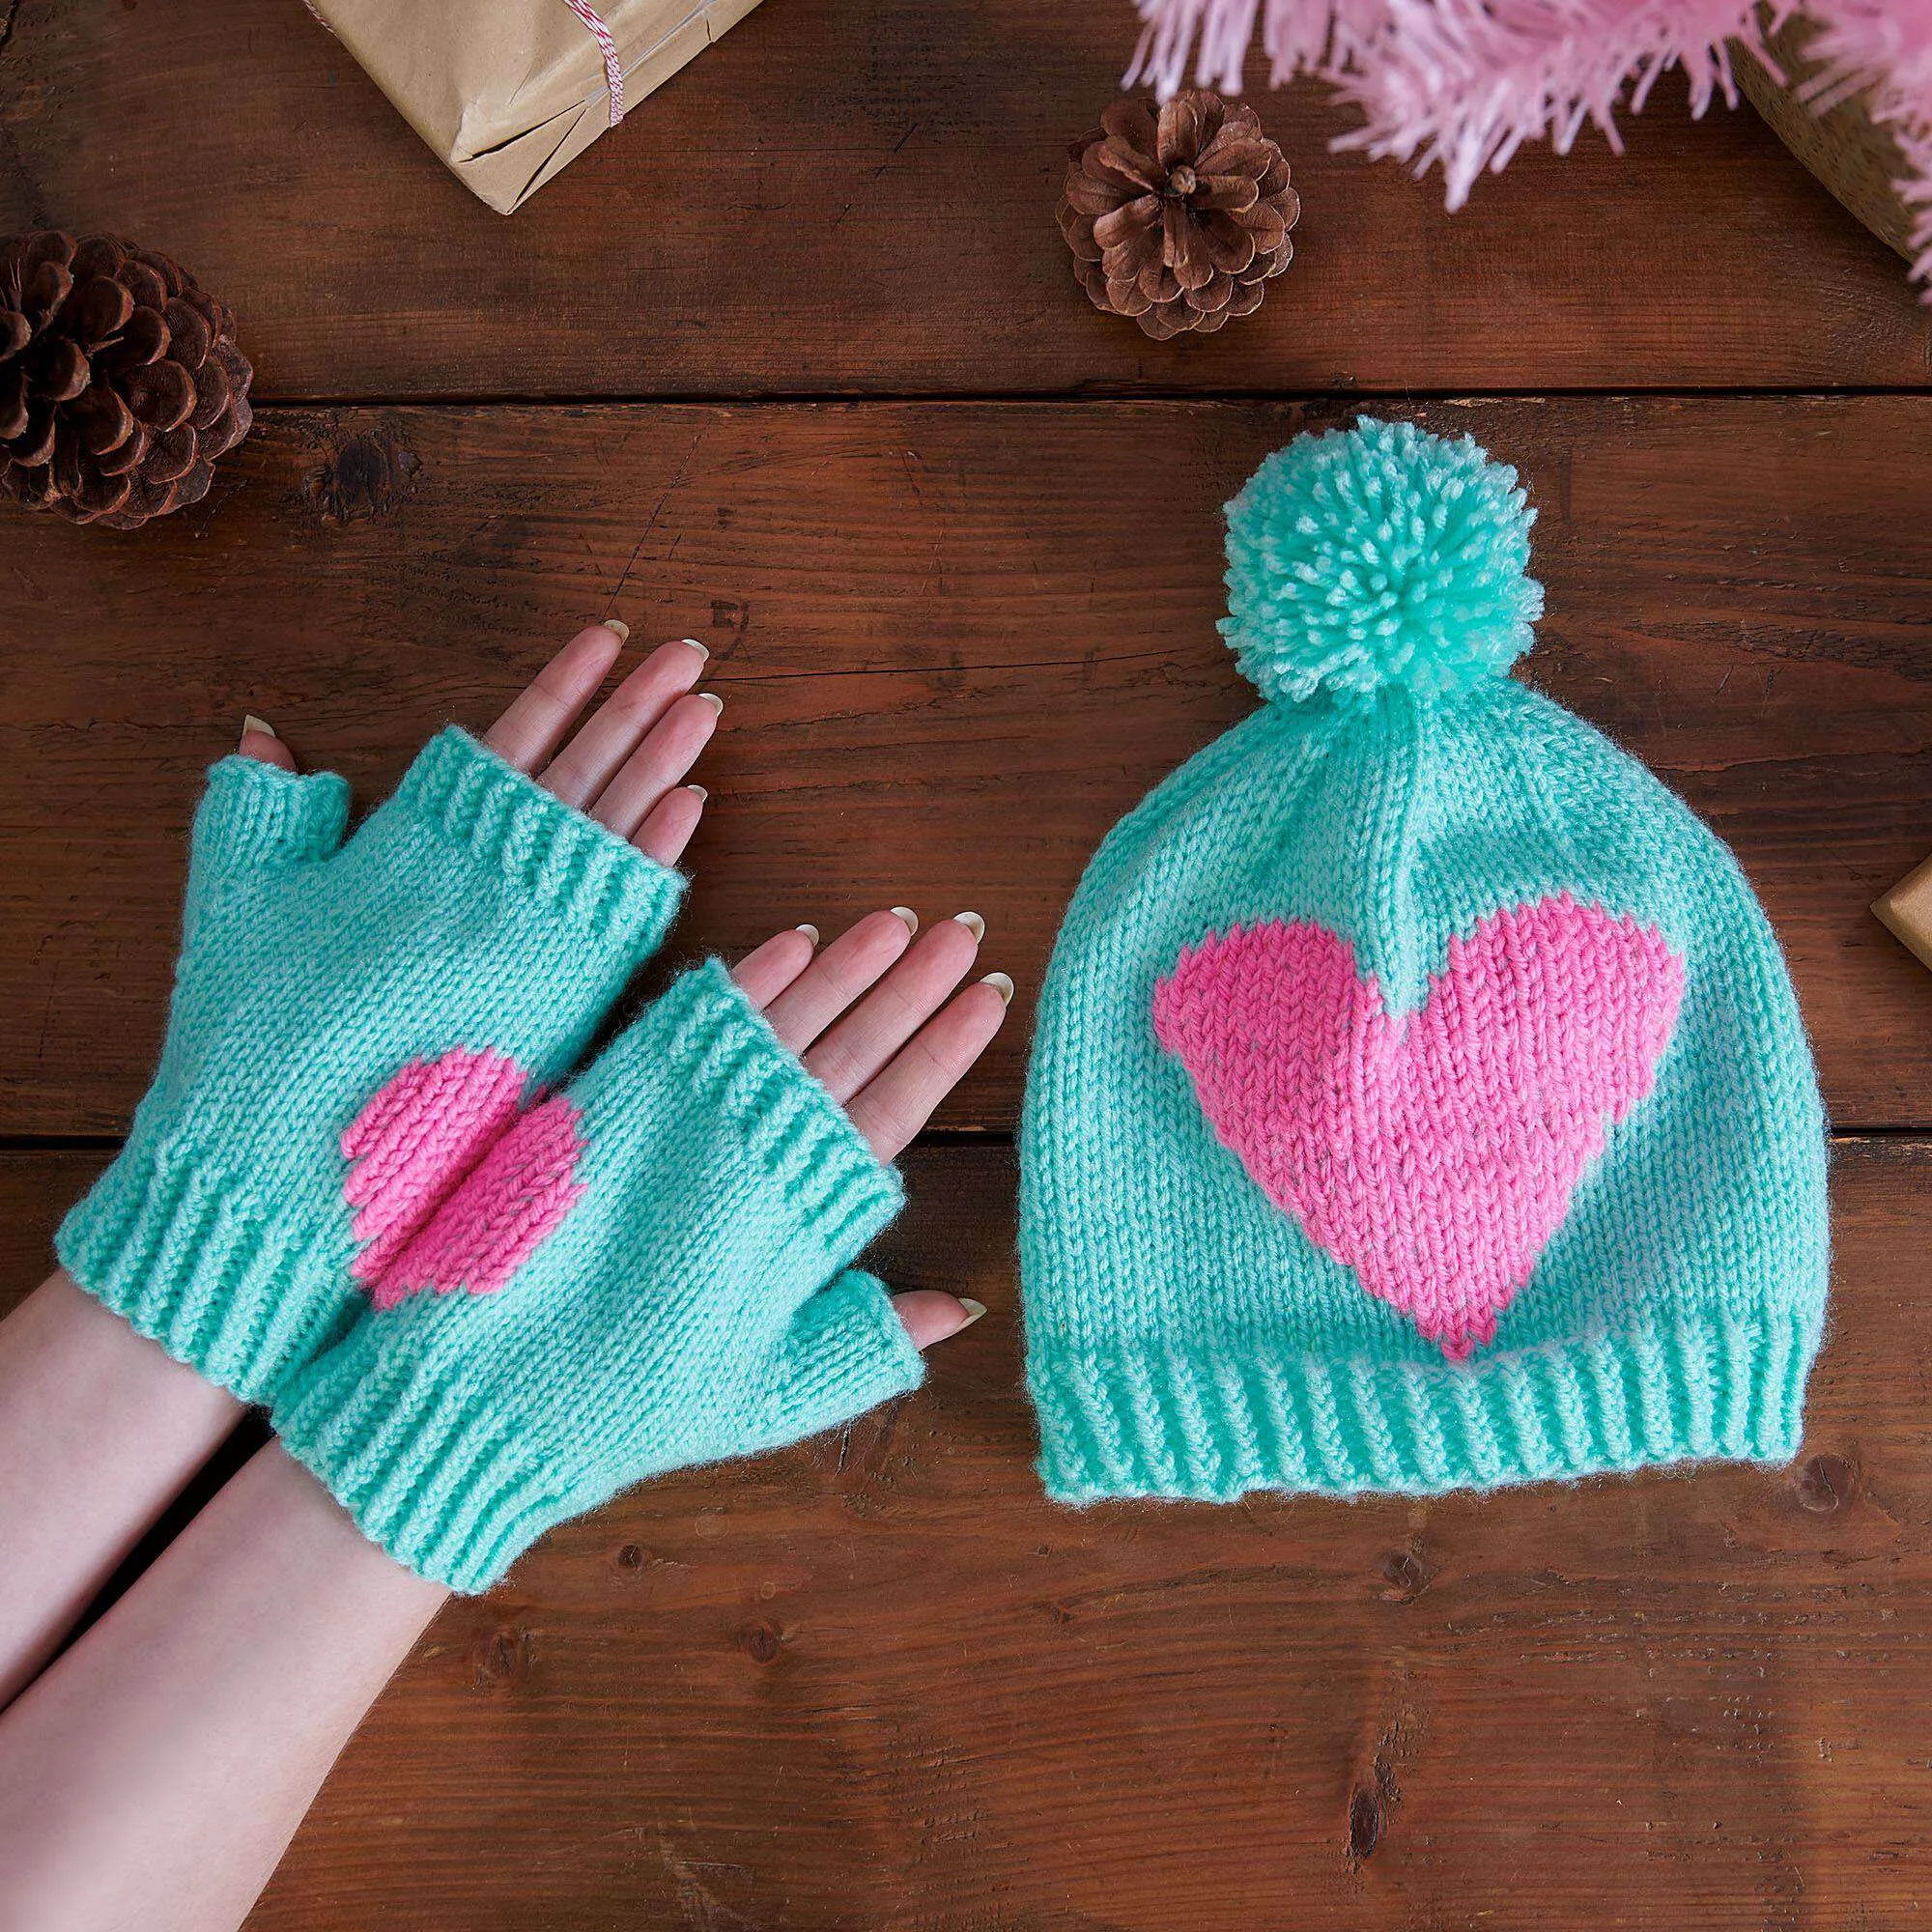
1020,416 -> 1830,1503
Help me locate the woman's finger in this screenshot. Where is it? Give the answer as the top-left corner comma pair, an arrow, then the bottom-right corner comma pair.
731,925 -> 820,1011
759,908 -> 918,1056
843,975 -> 1012,1162
582,691 -> 720,838
482,624 -> 626,774
536,639 -> 710,811
892,1291 -> 987,1350
237,713 -> 297,773
800,913 -> 983,1104
629,783 -> 706,867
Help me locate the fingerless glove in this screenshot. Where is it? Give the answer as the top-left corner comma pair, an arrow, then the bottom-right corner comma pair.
272,960 -> 924,1593
59,728 -> 685,1406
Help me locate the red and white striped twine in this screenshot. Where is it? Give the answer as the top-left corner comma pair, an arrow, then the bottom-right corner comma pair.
557,0 -> 628,124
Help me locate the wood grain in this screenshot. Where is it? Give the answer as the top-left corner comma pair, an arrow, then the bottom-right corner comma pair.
9,2 -> 1930,1918
2,0 -> 1927,398
3,396 -> 1931,1135
1,1140 -> 1923,1931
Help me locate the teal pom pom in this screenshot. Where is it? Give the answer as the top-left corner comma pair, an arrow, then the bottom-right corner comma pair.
1219,416 -> 1544,710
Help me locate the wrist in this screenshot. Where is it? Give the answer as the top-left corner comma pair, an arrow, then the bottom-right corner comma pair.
248,1439 -> 452,1620
0,1273 -> 247,1700
28,1270 -> 243,1435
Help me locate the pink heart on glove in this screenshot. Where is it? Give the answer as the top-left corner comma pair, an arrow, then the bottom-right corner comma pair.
1151,895 -> 1684,1359
342,1049 -> 585,1310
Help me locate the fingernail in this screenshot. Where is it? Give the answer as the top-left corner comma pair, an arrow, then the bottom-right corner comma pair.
795,923 -> 820,945
686,784 -> 707,802
980,971 -> 1015,1006
956,1297 -> 988,1328
952,911 -> 985,942
603,618 -> 631,642
699,692 -> 724,715
681,638 -> 709,660
891,906 -> 919,935
241,713 -> 274,744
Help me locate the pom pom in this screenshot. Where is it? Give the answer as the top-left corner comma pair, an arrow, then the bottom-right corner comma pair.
1219,416 -> 1544,711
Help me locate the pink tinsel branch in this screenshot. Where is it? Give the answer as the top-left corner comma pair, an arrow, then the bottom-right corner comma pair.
1324,1 -> 1781,206
1798,3 -> 1932,286
1126,0 -> 1932,294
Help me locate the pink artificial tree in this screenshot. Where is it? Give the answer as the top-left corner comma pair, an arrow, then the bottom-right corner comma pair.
1126,0 -> 1932,293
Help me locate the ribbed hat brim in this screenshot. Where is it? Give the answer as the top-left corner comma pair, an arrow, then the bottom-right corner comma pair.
1030,1305 -> 1821,1503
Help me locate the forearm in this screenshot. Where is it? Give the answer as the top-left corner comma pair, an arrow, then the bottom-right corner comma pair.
0,1270 -> 243,1704
0,1439 -> 447,1932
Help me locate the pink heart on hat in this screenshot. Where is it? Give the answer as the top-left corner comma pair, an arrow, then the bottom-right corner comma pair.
1152,895 -> 1684,1359
342,1048 -> 585,1310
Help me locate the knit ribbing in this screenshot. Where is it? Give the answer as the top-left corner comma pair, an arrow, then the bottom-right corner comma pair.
54,1132 -> 357,1402
275,1349 -> 573,1593
273,964 -> 920,1592
579,958 -> 905,1260
1032,1305 -> 1819,1502
392,727 -> 684,953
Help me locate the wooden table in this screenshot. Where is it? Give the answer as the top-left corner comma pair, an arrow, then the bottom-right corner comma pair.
5,4 -> 1932,1925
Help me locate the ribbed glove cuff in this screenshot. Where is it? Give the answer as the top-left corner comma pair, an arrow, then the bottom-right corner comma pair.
276,1351 -> 569,1594
56,1134 -> 356,1406
391,728 -> 685,960
276,1271 -> 928,1595
587,959 -> 906,1263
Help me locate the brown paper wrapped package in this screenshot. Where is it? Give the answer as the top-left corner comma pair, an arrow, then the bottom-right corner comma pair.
312,0 -> 764,213
1875,852 -> 1932,976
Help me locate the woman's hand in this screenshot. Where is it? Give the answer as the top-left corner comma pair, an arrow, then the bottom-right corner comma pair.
732,912 -> 1010,1345
245,623 -> 1009,1350
246,619 -> 718,868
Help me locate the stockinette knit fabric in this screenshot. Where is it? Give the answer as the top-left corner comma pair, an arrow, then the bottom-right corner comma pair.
273,959 -> 923,1594
1020,416 -> 1831,1504
58,726 -> 685,1407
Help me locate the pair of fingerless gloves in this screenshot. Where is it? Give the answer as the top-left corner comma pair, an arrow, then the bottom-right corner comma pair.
57,728 -> 923,1592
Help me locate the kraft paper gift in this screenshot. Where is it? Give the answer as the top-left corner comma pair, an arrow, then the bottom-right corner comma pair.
310,0 -> 765,213
1876,850 -> 1932,977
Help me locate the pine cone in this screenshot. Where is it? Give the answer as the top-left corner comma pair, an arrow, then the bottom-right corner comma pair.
1059,91 -> 1299,341
1,231 -> 253,530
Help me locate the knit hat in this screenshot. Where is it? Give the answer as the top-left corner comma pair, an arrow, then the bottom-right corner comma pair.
1020,416 -> 1830,1504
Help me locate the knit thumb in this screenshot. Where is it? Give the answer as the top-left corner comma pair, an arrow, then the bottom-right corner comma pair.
189,754 -> 351,886
753,1268 -> 925,1450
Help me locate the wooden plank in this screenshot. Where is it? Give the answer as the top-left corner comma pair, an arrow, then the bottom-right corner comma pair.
2,1139 -> 1926,1929
4,396 -> 1931,1134
3,0 -> 1926,397
0,1151 -> 85,1315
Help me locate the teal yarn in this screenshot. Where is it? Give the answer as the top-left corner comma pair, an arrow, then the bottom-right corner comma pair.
273,961 -> 923,1594
1221,415 -> 1545,710
58,727 -> 684,1407
1021,416 -> 1830,1504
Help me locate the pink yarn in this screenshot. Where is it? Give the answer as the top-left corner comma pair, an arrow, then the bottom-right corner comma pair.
343,1050 -> 585,1309
1798,2 -> 1932,284
365,1094 -> 586,1309
1152,895 -> 1685,1358
1125,0 -> 1932,295
342,1049 -> 530,1286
